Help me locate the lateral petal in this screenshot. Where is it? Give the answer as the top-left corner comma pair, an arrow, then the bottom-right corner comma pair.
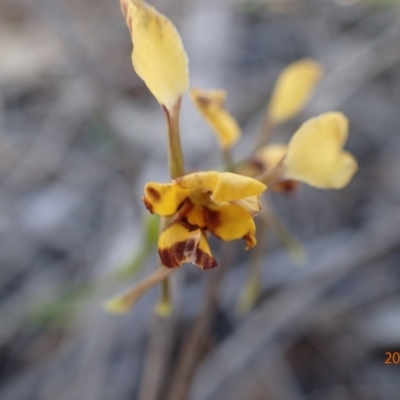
204,203 -> 257,249
143,182 -> 190,216
284,112 -> 358,189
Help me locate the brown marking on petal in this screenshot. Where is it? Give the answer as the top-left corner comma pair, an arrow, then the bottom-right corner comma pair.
179,219 -> 201,232
159,244 -> 181,268
158,232 -> 200,269
142,196 -> 154,213
272,180 -> 299,195
146,186 -> 161,201
159,248 -> 172,268
158,226 -> 217,270
196,95 -> 211,108
176,200 -> 186,212
203,207 -> 221,232
176,198 -> 193,219
194,248 -> 217,270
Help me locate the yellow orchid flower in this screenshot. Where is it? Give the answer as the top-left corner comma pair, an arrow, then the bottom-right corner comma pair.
256,112 -> 358,190
142,171 -> 267,270
120,0 -> 189,111
268,59 -> 322,125
190,88 -> 241,149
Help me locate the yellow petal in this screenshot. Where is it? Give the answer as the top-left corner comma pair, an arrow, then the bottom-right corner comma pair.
158,222 -> 217,270
233,196 -> 261,216
204,203 -> 257,249
190,88 -> 241,149
255,144 -> 287,169
175,171 -> 266,203
142,182 -> 190,216
284,112 -> 358,189
268,59 -> 322,125
121,0 -> 189,111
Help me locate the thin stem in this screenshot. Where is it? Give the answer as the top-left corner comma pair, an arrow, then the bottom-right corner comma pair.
166,243 -> 236,400
155,216 -> 173,315
163,98 -> 185,179
158,98 -> 186,315
154,276 -> 172,317
104,267 -> 174,314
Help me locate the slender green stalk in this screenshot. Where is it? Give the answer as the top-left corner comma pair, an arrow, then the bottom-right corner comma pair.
157,98 -> 186,315
104,267 -> 174,314
155,277 -> 172,317
163,99 -> 185,179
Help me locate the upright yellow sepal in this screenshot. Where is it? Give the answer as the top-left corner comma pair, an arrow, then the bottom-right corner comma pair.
268,59 -> 322,125
190,88 -> 241,149
120,0 -> 189,111
283,112 -> 358,189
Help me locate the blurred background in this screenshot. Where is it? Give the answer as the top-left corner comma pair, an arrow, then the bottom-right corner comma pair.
1,0 -> 400,399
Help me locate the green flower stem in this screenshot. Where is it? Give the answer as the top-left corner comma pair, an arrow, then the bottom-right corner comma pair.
163,98 -> 185,179
158,98 -> 186,316
155,216 -> 174,316
155,276 -> 172,317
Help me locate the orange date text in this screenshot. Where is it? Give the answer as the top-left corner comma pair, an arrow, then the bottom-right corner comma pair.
385,352 -> 400,364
